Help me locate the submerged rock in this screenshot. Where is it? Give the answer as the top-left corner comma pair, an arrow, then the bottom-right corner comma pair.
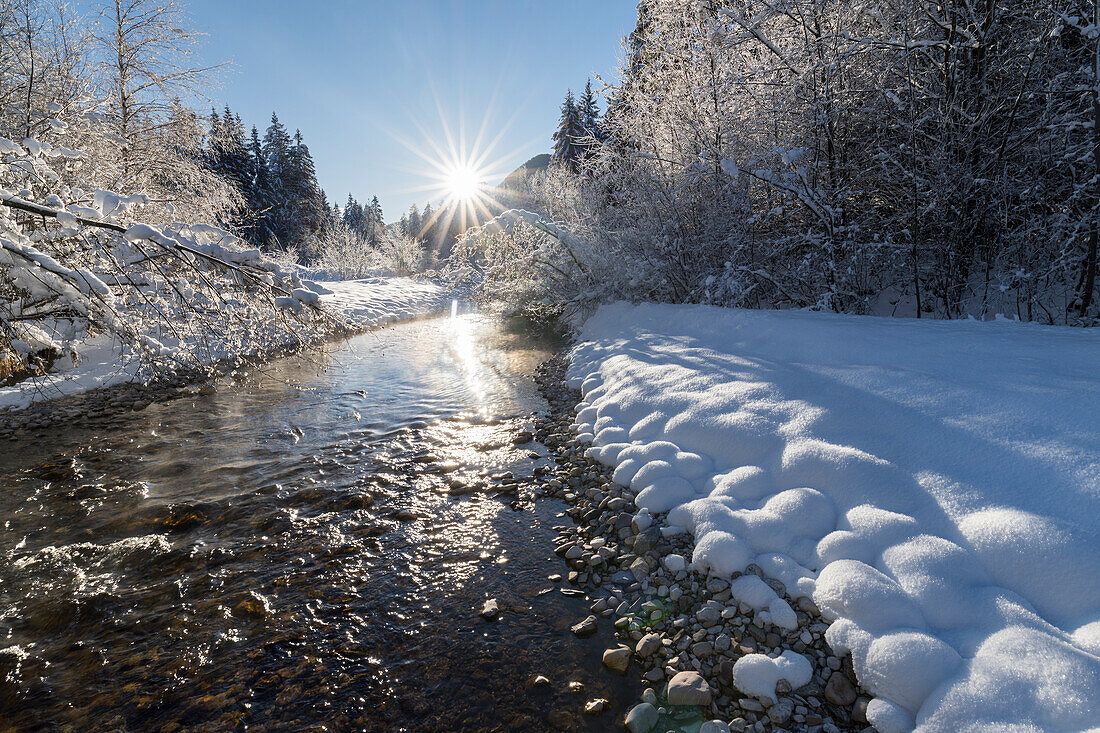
584,698 -> 608,715
231,591 -> 271,619
602,646 -> 631,674
571,615 -> 598,638
479,598 -> 501,621
624,702 -> 659,733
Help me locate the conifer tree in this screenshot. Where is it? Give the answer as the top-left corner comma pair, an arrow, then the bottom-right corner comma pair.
287,129 -> 324,237
261,113 -> 294,246
579,80 -> 601,141
406,204 -> 422,241
343,194 -> 363,234
552,90 -> 585,171
218,106 -> 251,194
248,124 -> 273,246
262,112 -> 292,190
421,202 -> 436,256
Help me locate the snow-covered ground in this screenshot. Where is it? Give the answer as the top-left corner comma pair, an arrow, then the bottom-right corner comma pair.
0,277 -> 448,411
318,276 -> 449,328
567,303 -> 1100,732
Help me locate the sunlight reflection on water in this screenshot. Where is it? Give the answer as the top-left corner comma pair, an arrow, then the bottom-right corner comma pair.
0,314 -> 638,731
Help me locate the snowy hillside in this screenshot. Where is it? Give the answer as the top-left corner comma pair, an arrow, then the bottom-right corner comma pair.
567,304 -> 1100,731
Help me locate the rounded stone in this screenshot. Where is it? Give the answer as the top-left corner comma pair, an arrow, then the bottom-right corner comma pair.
666,670 -> 712,707
624,702 -> 659,733
636,632 -> 662,658
603,646 -> 632,674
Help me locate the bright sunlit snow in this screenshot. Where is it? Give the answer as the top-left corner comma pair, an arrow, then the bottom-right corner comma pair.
568,303 -> 1100,732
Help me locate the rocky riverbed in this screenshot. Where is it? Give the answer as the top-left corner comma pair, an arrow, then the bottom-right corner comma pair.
533,354 -> 876,733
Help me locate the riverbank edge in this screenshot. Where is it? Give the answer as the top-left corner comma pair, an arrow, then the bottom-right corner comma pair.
0,306 -> 450,439
532,352 -> 876,733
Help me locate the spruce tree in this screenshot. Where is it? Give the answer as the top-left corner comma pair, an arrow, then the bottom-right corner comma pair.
248,125 -> 274,247
370,195 -> 383,225
406,204 -> 422,242
579,79 -> 601,141
343,194 -> 363,234
552,90 -> 585,171
219,106 -> 251,195
262,113 -> 291,190
262,113 -> 294,247
287,129 -> 324,239
421,202 -> 436,254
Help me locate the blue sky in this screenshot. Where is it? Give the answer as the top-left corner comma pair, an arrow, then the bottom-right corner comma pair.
186,0 -> 636,220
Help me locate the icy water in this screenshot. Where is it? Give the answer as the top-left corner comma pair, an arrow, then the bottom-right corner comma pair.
0,314 -> 637,732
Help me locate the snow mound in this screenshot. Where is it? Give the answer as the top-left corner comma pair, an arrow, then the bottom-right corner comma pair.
567,303 -> 1100,731
731,650 -> 813,703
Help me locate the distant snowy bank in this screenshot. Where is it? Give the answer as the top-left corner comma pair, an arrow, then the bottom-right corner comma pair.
0,277 -> 448,412
319,277 -> 449,329
567,303 -> 1100,731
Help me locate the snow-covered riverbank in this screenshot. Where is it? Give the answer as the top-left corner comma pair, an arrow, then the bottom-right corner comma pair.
566,303 -> 1100,732
0,277 -> 448,412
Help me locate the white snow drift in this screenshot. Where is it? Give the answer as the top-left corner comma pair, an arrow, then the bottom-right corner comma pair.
567,303 -> 1100,732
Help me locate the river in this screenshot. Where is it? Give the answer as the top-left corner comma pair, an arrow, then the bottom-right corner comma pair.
0,313 -> 638,732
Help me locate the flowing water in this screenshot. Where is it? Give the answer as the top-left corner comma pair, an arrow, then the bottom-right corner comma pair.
0,314 -> 637,732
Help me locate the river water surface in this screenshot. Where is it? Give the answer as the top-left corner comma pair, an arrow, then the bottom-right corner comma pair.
0,314 -> 637,732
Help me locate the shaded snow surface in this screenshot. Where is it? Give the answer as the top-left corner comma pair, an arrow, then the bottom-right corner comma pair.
567,303 -> 1100,732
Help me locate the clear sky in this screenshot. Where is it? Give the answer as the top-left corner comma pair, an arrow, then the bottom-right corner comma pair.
185,0 -> 637,221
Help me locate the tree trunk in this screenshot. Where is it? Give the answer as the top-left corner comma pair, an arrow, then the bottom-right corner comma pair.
1076,3 -> 1099,316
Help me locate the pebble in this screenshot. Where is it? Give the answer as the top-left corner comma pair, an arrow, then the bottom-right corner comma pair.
825,669 -> 857,706
768,699 -> 794,724
700,722 -> 731,733
570,615 -> 598,638
691,641 -> 714,658
635,632 -> 661,658
666,670 -> 712,707
853,695 -> 871,723
696,605 -> 721,626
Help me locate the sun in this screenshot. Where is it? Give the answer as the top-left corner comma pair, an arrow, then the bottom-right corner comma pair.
445,164 -> 483,203
385,95 -> 534,243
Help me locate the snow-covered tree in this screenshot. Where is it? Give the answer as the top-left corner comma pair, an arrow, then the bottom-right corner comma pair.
578,79 -> 602,158
0,2 -> 334,386
485,0 -> 1100,325
551,90 -> 585,172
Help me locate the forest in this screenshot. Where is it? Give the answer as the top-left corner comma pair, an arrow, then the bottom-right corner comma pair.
460,0 -> 1100,326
